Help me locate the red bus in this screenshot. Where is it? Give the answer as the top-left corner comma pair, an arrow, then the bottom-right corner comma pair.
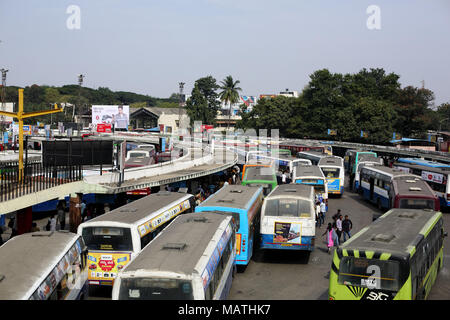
391,177 -> 440,211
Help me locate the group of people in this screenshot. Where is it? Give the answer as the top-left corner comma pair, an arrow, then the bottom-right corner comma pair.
322,209 -> 353,253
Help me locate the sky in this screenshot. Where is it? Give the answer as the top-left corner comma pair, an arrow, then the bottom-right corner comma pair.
1,0 -> 450,106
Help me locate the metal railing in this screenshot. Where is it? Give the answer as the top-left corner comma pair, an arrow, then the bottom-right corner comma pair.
0,161 -> 83,202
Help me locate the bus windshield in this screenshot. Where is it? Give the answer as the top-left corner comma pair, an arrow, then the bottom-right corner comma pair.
82,227 -> 133,251
321,168 -> 340,178
129,152 -> 147,158
399,198 -> 435,210
338,257 -> 401,291
118,278 -> 194,300
265,199 -> 312,217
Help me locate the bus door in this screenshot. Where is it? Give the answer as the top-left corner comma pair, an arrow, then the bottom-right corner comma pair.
369,177 -> 375,200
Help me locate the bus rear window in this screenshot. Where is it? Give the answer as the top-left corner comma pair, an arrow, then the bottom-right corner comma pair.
321,168 -> 340,178
119,278 -> 194,300
265,199 -> 312,217
338,257 -> 400,292
82,227 -> 133,251
399,199 -> 435,210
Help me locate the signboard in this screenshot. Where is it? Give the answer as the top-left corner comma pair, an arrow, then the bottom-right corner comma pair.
96,123 -> 112,133
328,129 -> 337,136
274,222 -> 301,244
361,130 -> 368,138
421,171 -> 444,184
42,140 -> 113,166
92,105 -> 130,130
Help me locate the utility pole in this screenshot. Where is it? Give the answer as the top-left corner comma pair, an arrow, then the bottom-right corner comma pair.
0,68 -> 8,134
178,82 -> 185,135
73,74 -> 84,123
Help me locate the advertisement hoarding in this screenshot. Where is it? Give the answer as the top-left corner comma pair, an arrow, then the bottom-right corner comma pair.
92,105 -> 130,130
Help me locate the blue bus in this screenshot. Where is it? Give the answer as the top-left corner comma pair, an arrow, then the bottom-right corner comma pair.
394,158 -> 450,209
195,184 -> 263,267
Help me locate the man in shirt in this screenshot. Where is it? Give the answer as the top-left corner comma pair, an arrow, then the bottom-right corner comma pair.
342,215 -> 353,242
319,201 -> 326,226
336,215 -> 343,243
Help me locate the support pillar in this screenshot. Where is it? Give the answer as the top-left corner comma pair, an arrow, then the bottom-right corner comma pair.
16,206 -> 33,235
69,193 -> 82,233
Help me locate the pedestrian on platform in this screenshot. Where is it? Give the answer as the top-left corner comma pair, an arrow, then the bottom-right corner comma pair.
48,215 -> 57,232
342,215 -> 353,242
81,201 -> 87,222
281,171 -> 287,184
57,206 -> 65,231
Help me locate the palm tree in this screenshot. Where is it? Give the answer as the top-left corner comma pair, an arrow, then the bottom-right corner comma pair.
219,76 -> 242,130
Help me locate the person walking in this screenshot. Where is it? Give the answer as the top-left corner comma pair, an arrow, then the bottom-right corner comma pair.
48,215 -> 57,232
335,215 -> 343,244
315,201 -> 321,227
332,225 -> 340,248
342,215 -> 353,242
281,171 -> 287,184
80,201 -> 87,222
322,223 -> 334,254
57,206 -> 66,231
319,200 -> 326,227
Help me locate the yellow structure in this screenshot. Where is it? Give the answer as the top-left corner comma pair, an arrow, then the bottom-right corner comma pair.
0,88 -> 63,181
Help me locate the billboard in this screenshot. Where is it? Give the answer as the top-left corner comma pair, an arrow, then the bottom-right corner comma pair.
42,140 -> 113,166
92,105 -> 130,130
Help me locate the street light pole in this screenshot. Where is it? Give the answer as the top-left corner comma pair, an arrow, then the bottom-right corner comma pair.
178,82 -> 185,135
73,74 -> 84,124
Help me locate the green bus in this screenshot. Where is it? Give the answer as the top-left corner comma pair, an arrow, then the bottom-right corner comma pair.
329,208 -> 447,300
241,159 -> 278,197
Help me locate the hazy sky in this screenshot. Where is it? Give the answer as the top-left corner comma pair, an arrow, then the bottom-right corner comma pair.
1,0 -> 449,105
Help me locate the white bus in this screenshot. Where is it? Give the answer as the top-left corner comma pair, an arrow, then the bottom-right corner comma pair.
77,191 -> 195,287
318,156 -> 345,196
293,165 -> 329,210
0,231 -> 88,300
260,184 -> 316,252
296,151 -> 328,165
112,212 -> 236,300
353,154 -> 384,191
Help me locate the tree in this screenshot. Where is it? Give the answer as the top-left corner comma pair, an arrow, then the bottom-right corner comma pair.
395,86 -> 435,137
185,76 -> 220,126
219,75 -> 242,130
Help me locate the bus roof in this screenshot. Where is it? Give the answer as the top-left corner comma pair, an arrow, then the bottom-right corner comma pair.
318,156 -> 343,167
340,209 -> 441,259
294,165 -> 325,178
119,213 -> 230,276
197,184 -> 262,211
397,158 -> 450,168
392,177 -> 437,198
297,150 -> 327,157
358,154 -> 382,163
0,231 -> 81,300
393,162 -> 450,175
81,192 -> 193,226
266,184 -> 314,200
243,166 -> 276,182
361,165 -> 418,179
245,158 -> 273,166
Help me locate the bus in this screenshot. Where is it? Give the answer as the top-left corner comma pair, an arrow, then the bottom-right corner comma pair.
260,184 -> 316,251
353,155 -> 384,191
279,142 -> 332,156
394,159 -> 450,210
318,156 -> 345,196
241,159 -> 278,196
0,231 -> 88,300
296,151 -> 328,165
329,208 -> 447,300
112,212 -> 236,300
77,191 -> 195,287
195,184 -> 263,266
359,166 -> 419,210
293,165 -> 329,210
344,150 -> 378,175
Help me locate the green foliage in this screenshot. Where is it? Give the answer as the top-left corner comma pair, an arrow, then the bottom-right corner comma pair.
185,76 -> 220,125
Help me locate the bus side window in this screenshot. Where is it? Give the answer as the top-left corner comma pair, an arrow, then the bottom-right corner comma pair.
140,233 -> 153,250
